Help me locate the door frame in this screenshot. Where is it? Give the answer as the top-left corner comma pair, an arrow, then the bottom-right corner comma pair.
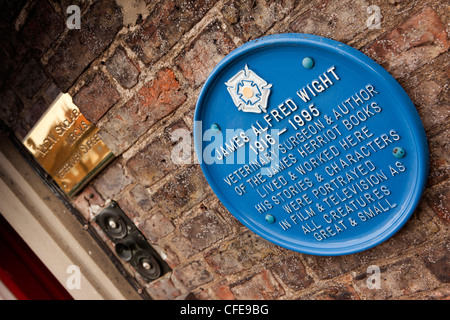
0,129 -> 142,300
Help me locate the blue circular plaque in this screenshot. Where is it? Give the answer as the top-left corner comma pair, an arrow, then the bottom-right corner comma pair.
194,34 -> 429,256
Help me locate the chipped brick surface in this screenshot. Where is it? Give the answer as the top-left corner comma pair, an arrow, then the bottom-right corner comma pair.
353,257 -> 440,299
73,73 -> 120,123
223,0 -> 299,41
365,6 -> 449,78
421,241 -> 450,283
427,127 -> 450,186
106,46 -> 140,89
426,181 -> 450,222
126,136 -> 178,188
126,0 -> 215,65
99,68 -> 186,155
204,231 -> 281,276
19,0 -> 63,55
140,211 -> 175,243
179,207 -> 230,252
289,0 -> 366,44
151,165 -> 210,219
146,277 -> 181,300
172,260 -> 214,291
93,161 -> 134,199
45,0 -> 123,92
271,255 -> 313,291
231,270 -> 285,300
176,20 -> 236,88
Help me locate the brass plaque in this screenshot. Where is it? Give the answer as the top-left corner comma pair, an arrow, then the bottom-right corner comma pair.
23,93 -> 113,196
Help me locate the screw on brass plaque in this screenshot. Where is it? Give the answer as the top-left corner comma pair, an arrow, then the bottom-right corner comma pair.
95,202 -> 170,282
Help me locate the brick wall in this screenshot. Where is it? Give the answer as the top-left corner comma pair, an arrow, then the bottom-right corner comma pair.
0,0 -> 448,300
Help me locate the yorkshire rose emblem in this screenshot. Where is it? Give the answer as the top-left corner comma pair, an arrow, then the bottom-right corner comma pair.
225,65 -> 272,113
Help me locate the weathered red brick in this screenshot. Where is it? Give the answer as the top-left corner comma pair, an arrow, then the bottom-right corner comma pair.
146,277 -> 182,300
101,68 -> 186,155
116,193 -> 142,219
126,137 -> 178,188
45,0 -> 123,92
106,46 -> 140,89
93,161 -> 134,199
400,52 -> 450,137
231,270 -> 284,300
19,0 -> 63,55
73,185 -> 105,221
427,127 -> 450,187
422,287 -> 450,300
128,183 -> 154,212
271,255 -> 313,291
123,68 -> 186,128
161,119 -> 193,165
161,119 -> 190,145
289,0 -> 366,44
73,73 -> 120,123
179,206 -> 230,252
176,20 -> 236,88
126,0 -> 215,65
422,241 -> 450,283
204,231 -> 281,276
1,0 -> 448,302
302,279 -> 360,300
426,180 -> 450,222
353,257 -> 440,299
169,232 -> 198,260
151,166 -> 210,219
158,244 -> 180,269
140,211 -> 175,243
173,260 -> 214,291
224,0 -> 299,41
365,7 -> 449,78
208,280 -> 236,300
303,208 -> 438,280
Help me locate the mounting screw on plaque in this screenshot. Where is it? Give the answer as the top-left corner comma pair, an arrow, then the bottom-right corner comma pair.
94,202 -> 170,282
265,214 -> 276,224
211,123 -> 221,133
393,147 -> 406,158
302,56 -> 314,69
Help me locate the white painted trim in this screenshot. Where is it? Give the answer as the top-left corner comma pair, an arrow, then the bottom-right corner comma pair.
0,137 -> 141,300
0,280 -> 16,300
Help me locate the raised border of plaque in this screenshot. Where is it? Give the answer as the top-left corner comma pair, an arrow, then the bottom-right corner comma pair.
194,33 -> 429,256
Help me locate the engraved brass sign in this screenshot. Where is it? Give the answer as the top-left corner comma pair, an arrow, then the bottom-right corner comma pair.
23,93 -> 113,196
